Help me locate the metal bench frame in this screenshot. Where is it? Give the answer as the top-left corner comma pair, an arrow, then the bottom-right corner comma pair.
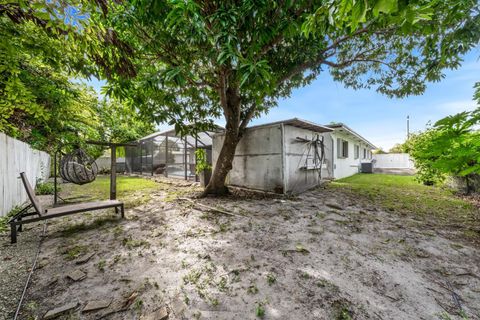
9,172 -> 124,243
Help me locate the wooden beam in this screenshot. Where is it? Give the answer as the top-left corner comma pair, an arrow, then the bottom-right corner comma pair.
165,132 -> 169,178
86,140 -> 137,147
184,137 -> 188,180
110,146 -> 116,200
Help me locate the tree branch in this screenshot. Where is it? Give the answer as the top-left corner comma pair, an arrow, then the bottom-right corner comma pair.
277,26 -> 395,85
239,103 -> 257,136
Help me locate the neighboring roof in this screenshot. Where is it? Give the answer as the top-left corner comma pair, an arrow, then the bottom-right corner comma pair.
246,118 -> 334,133
326,123 -> 376,149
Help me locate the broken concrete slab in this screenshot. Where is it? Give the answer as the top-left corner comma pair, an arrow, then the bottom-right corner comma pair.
43,302 -> 78,319
141,306 -> 168,320
82,299 -> 112,312
75,253 -> 95,265
66,269 -> 86,282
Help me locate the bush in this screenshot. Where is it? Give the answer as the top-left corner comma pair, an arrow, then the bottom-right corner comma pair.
409,107 -> 480,191
35,181 -> 56,195
0,206 -> 21,232
195,148 -> 211,175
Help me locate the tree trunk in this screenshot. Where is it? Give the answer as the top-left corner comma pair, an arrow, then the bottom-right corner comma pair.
202,84 -> 244,196
202,127 -> 240,195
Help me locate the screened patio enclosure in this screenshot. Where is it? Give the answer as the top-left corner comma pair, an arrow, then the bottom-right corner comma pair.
124,127 -> 221,180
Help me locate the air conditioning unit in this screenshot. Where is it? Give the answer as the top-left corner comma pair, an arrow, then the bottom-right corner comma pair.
361,162 -> 374,173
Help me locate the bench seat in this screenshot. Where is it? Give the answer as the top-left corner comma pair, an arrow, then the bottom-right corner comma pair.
9,173 -> 124,243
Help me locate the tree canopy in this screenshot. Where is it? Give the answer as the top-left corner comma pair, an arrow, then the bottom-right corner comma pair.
88,0 -> 479,194
2,0 -> 479,194
0,4 -> 154,153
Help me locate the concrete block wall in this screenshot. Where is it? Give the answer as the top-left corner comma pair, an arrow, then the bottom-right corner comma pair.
213,124 -> 284,193
213,124 -> 334,194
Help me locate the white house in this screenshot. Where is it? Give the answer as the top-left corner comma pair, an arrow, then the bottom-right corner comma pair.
325,123 -> 376,179
212,119 -> 375,194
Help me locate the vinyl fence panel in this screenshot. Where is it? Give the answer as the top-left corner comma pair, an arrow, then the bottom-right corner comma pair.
0,133 -> 50,216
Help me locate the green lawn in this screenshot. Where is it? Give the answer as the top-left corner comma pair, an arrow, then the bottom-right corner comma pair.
329,174 -> 477,225
62,175 -> 161,208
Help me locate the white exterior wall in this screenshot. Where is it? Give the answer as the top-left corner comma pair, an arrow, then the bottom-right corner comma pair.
0,133 -> 50,216
212,125 -> 284,193
330,132 -> 372,179
373,153 -> 414,169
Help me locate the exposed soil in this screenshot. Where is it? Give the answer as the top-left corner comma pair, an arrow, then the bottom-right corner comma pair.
1,177 -> 479,320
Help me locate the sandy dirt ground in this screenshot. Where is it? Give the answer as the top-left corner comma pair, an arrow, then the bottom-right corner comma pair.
2,177 -> 479,320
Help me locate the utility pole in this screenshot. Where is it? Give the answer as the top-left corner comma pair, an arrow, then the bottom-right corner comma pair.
406,115 -> 410,140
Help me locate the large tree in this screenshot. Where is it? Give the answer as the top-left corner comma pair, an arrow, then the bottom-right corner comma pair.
0,3 -> 153,152
85,0 -> 479,195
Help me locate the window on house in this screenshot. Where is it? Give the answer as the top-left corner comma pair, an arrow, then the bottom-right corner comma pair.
363,148 -> 366,159
354,145 -> 359,159
337,138 -> 349,158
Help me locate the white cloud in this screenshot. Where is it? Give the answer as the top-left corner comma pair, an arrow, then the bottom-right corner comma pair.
436,99 -> 478,114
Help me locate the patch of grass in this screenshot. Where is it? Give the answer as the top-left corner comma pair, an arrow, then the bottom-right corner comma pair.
266,273 -> 276,285
61,216 -> 119,237
330,174 -> 477,227
217,276 -> 228,292
97,259 -> 106,272
316,278 -> 340,293
218,222 -> 230,233
63,245 -> 89,260
247,284 -> 259,294
182,262 -> 218,302
112,225 -> 124,238
255,303 -> 265,318
332,300 -> 353,320
209,297 -> 219,306
112,254 -> 122,265
183,269 -> 203,286
133,299 -> 143,313
315,211 -> 326,219
0,206 -> 21,232
164,188 -> 194,202
122,235 -> 150,249
63,176 -> 160,208
337,308 -> 352,320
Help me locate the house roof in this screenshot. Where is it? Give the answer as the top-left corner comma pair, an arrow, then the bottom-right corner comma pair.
246,118 -> 334,133
326,123 -> 376,149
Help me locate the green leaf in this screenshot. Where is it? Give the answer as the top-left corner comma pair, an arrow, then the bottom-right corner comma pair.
373,0 -> 398,17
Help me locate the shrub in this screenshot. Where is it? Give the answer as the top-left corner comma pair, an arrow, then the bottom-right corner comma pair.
35,181 -> 56,195
409,107 -> 480,191
195,148 -> 211,175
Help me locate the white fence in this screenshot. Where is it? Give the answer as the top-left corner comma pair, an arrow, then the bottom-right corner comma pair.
95,157 -> 125,172
373,153 -> 415,169
0,133 -> 50,216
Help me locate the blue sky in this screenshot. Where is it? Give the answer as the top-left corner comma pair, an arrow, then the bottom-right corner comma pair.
88,47 -> 479,151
